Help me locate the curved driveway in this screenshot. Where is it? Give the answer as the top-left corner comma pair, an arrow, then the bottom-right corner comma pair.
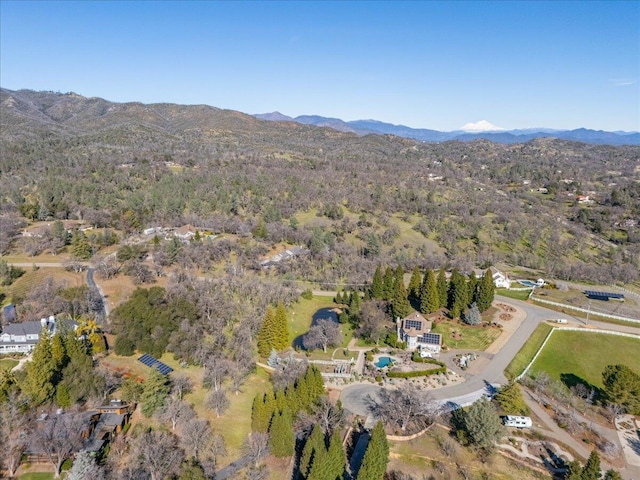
341,296 -> 640,416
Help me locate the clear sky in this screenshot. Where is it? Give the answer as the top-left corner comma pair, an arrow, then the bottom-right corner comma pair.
1,1 -> 638,131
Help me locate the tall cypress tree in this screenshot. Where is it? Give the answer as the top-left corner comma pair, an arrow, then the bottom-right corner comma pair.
420,269 -> 440,314
257,306 -> 275,357
447,269 -> 467,319
407,266 -> 422,301
251,392 -> 273,433
358,421 -> 389,480
391,276 -> 412,320
382,267 -> 395,301
325,430 -> 346,480
476,268 -> 496,312
140,369 -> 170,417
371,266 -> 384,299
437,269 -> 448,308
269,410 -> 294,457
300,424 -> 325,479
274,302 -> 290,350
466,272 -> 478,308
24,328 -> 56,405
582,450 -> 602,480
349,290 -> 361,314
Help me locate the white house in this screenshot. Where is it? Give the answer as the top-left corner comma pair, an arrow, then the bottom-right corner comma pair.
397,312 -> 442,355
0,316 -> 56,354
489,266 -> 511,289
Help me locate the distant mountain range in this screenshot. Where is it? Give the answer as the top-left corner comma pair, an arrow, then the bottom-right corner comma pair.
254,112 -> 640,146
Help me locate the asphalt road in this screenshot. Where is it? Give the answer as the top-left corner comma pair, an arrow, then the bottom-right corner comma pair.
340,296 -> 640,417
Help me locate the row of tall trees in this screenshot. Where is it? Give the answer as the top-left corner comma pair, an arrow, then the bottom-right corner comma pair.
369,265 -> 495,320
256,302 -> 290,356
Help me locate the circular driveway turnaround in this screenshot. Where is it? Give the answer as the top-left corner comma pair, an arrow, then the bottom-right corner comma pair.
340,296 -> 640,416
340,384 -> 384,417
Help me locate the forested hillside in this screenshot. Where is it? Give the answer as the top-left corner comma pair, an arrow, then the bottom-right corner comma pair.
1,88 -> 639,284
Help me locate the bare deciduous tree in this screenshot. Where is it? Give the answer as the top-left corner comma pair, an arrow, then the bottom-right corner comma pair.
369,385 -> 441,433
130,430 -> 183,480
243,432 -> 270,468
206,388 -> 230,417
312,395 -> 346,437
171,372 -> 194,400
0,394 -> 32,477
155,397 -> 195,430
303,318 -> 342,353
31,414 -> 84,478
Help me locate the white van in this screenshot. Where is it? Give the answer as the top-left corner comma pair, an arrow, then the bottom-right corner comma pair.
556,318 -> 568,324
503,416 -> 532,428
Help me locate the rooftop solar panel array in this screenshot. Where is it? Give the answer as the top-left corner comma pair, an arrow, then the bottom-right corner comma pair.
404,319 -> 423,331
138,353 -> 173,375
584,290 -> 625,300
418,333 -> 442,345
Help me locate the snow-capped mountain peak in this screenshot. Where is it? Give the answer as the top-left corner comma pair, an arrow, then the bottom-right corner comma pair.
460,120 -> 505,132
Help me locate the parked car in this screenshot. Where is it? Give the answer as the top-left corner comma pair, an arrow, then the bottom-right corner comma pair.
555,318 -> 568,324
503,416 -> 532,428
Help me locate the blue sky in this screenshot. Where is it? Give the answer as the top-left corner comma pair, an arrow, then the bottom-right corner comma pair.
1,1 -> 638,131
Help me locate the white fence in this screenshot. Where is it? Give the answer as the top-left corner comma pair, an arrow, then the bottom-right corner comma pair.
516,327 -> 640,381
530,296 -> 640,324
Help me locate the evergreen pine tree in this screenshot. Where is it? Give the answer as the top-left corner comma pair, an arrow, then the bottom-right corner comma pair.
494,382 -> 529,415
71,230 -> 92,260
257,306 -> 276,357
476,268 -> 496,312
408,266 -> 422,301
391,276 -> 412,320
358,421 -> 389,480
274,389 -> 288,414
582,450 -> 602,480
140,369 -> 170,417
305,365 -> 326,402
371,266 -> 384,299
437,269 -> 448,308
24,328 -> 56,405
603,470 -> 623,480
447,269 -> 467,319
382,267 -> 395,301
269,409 -> 294,457
300,424 -> 326,479
467,272 -> 478,308
274,302 -> 290,350
251,393 -> 272,433
420,269 -> 440,314
463,302 -> 481,326
326,430 -> 346,480
349,290 -> 361,314
564,461 -> 583,480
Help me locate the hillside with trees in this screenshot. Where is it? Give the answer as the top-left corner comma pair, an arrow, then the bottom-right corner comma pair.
1,88 -> 639,288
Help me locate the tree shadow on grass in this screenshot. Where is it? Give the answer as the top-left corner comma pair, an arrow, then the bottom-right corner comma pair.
292,307 -> 339,350
559,373 -> 604,400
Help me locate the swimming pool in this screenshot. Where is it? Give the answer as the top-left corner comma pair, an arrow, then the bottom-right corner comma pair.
518,280 -> 537,287
375,356 -> 397,368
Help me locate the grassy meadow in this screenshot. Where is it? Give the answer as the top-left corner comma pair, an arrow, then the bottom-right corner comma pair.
530,330 -> 640,390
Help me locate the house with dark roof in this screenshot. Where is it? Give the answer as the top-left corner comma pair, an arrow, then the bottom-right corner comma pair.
396,312 -> 442,355
0,316 -> 75,353
0,318 -> 52,353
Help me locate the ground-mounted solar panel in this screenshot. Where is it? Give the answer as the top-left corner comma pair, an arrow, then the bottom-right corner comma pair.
584,290 -> 625,301
419,333 -> 442,345
138,353 -> 173,375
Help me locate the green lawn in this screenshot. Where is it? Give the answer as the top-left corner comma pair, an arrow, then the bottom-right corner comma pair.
496,288 -> 532,301
18,473 -> 55,480
530,330 -> 640,390
432,320 -> 502,351
0,358 -> 19,371
504,322 -> 553,379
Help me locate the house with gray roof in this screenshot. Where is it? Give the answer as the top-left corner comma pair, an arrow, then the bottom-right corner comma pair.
0,316 -> 59,353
